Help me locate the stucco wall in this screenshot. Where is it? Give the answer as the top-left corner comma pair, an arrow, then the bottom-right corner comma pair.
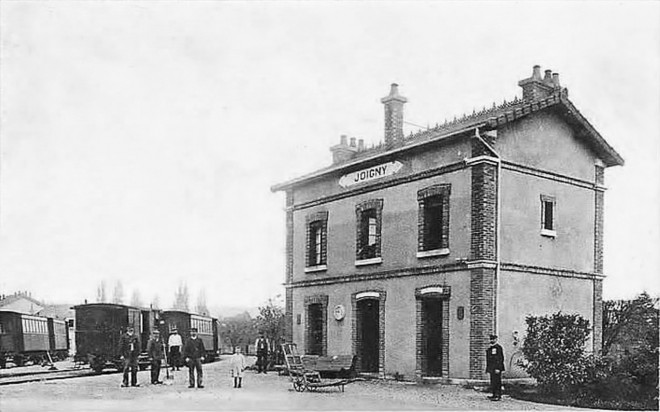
291,168 -> 472,283
497,270 -> 595,377
500,169 -> 595,272
291,270 -> 474,380
496,111 -> 598,181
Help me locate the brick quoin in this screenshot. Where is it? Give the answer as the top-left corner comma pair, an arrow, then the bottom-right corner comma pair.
285,190 -> 294,342
469,137 -> 498,379
593,279 -> 603,354
594,166 -> 605,274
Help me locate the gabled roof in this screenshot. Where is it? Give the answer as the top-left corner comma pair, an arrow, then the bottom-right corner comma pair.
271,89 -> 624,192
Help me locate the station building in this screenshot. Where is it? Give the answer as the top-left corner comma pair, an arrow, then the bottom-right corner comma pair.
271,66 -> 624,381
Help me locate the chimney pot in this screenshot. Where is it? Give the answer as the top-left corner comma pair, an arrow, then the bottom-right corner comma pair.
340,134 -> 347,145
350,137 -> 356,147
552,73 -> 560,87
358,139 -> 364,151
532,65 -> 542,79
544,69 -> 553,83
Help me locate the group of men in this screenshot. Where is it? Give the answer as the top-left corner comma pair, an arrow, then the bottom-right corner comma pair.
118,325 -> 206,388
120,327 -> 505,400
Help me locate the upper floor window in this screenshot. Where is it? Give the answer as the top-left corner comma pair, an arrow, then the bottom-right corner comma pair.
356,199 -> 384,263
541,195 -> 556,237
417,184 -> 451,257
305,211 -> 328,271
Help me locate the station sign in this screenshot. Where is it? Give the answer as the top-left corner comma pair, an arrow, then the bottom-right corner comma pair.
339,161 -> 403,188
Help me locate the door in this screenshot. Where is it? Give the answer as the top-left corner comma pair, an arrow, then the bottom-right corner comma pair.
357,299 -> 379,373
307,303 -> 324,355
422,298 -> 443,376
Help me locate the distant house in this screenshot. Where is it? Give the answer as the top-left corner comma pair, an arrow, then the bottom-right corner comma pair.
0,291 -> 44,315
271,65 -> 623,381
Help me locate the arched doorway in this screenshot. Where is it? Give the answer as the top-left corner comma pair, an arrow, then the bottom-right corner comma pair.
352,290 -> 386,376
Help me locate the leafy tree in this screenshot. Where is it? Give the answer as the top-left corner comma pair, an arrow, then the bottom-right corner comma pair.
522,312 -> 591,393
602,292 -> 659,356
255,295 -> 285,345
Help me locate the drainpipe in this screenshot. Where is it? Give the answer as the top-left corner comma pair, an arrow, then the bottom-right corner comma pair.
474,127 -> 501,336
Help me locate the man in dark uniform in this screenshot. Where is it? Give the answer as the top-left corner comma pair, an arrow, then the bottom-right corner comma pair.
486,334 -> 505,401
183,327 -> 205,388
255,331 -> 269,374
146,330 -> 164,384
118,325 -> 141,387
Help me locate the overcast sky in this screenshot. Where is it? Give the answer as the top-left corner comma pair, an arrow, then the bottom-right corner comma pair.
1,1 -> 658,314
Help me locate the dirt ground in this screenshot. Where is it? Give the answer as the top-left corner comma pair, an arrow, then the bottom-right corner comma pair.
0,356 -> 577,411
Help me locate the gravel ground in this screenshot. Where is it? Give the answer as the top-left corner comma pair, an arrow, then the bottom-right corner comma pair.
0,356 -> 579,411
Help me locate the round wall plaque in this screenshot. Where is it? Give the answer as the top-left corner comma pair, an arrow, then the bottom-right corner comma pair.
333,304 -> 346,321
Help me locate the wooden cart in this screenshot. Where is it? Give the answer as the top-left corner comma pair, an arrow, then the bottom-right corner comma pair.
281,343 -> 361,392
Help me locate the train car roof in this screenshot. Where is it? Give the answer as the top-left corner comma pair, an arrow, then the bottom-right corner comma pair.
71,303 -> 141,310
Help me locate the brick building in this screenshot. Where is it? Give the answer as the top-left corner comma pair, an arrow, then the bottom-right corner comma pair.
271,65 -> 623,381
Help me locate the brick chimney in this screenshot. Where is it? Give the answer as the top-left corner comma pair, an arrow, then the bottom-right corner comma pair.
330,134 -> 357,164
518,65 -> 557,101
381,83 -> 407,150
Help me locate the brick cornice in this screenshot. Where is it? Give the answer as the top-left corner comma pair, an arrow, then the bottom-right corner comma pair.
286,262 -> 467,289
500,262 -> 604,280
502,161 -> 598,190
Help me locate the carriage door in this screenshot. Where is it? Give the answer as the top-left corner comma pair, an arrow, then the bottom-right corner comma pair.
357,298 -> 379,373
307,303 -> 324,355
422,298 -> 443,376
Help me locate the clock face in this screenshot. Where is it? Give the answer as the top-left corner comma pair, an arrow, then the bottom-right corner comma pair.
333,305 -> 345,321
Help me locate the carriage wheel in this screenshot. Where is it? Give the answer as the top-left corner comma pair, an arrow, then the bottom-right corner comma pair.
293,378 -> 306,392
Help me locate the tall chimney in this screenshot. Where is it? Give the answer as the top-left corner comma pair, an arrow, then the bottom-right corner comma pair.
518,65 -> 555,101
381,83 -> 407,150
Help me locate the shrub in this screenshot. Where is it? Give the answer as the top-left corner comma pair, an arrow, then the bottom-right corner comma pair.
522,312 -> 592,393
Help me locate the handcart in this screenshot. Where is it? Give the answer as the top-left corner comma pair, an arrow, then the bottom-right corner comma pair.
281,343 -> 362,392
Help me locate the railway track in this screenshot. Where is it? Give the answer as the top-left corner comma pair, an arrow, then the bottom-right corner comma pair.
0,368 -> 118,386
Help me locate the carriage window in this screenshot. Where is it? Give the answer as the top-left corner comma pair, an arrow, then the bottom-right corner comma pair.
0,322 -> 5,334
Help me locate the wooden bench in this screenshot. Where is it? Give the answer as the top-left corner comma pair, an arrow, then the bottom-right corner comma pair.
302,355 -> 357,379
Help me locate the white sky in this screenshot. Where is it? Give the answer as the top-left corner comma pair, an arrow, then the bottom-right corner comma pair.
1,1 -> 658,314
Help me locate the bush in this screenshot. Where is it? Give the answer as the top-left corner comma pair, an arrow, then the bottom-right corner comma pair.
522,312 -> 592,393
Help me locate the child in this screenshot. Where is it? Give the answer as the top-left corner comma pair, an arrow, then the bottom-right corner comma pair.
229,346 -> 246,388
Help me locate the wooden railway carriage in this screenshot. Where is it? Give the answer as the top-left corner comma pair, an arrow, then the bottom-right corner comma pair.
158,311 -> 218,362
73,303 -> 143,373
0,311 -> 69,367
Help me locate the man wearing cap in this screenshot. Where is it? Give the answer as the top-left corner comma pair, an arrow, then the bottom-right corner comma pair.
254,331 -> 270,374
146,330 -> 164,384
118,325 -> 141,387
183,327 -> 205,388
168,328 -> 183,371
486,334 -> 505,401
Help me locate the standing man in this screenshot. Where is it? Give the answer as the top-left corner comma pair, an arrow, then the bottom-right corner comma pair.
147,330 -> 164,385
118,325 -> 141,388
183,327 -> 205,388
486,334 -> 505,401
168,328 -> 182,371
254,331 -> 270,374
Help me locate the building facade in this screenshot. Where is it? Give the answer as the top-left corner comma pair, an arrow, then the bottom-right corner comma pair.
271,66 -> 623,381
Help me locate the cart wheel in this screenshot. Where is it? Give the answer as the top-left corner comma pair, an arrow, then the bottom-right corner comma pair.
293,378 -> 305,392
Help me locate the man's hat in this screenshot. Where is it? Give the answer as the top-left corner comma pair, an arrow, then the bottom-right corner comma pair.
489,334 -> 498,340
190,327 -> 198,332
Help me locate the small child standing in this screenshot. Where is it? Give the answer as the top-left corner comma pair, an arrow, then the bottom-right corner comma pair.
229,346 -> 247,388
